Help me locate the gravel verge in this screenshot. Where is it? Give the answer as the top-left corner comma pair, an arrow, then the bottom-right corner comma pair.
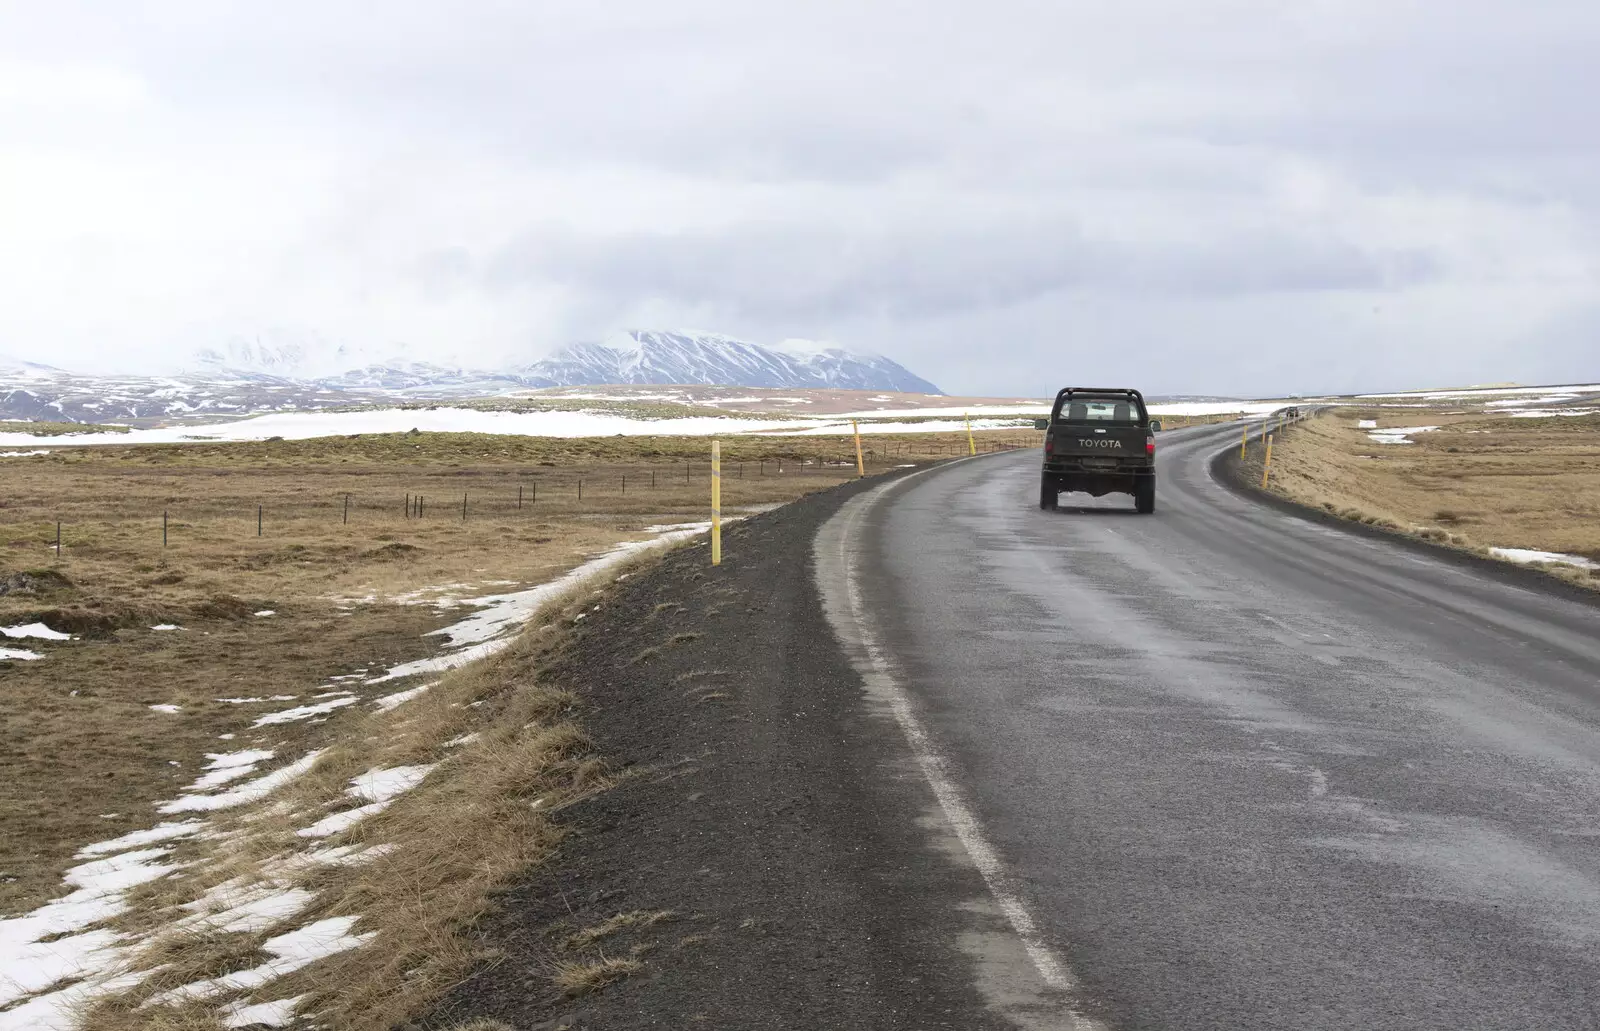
430,473 -> 1016,1030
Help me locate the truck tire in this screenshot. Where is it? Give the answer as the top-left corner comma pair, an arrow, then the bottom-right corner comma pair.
1040,476 -> 1058,511
1135,477 -> 1156,514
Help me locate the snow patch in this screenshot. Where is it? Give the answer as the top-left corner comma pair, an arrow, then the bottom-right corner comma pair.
0,848 -> 175,1009
252,696 -> 359,727
350,765 -> 435,804
178,879 -> 315,935
1489,547 -> 1598,571
185,749 -> 276,792
1,622 -> 70,641
76,821 -> 204,858
371,683 -> 434,713
1509,408 -> 1599,418
147,916 -> 371,1005
159,751 -> 323,814
1367,425 -> 1438,445
223,995 -> 305,1028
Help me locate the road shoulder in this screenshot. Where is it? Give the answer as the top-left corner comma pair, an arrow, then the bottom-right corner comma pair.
430,474 -> 1022,1030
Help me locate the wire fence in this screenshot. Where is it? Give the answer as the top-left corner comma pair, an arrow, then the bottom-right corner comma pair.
10,442 -> 1039,557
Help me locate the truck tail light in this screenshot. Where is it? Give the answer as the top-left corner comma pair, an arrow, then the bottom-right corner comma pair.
1044,439 -> 1053,454
1146,436 -> 1156,455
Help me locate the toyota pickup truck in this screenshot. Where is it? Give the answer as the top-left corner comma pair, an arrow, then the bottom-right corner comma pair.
1036,387 -> 1158,513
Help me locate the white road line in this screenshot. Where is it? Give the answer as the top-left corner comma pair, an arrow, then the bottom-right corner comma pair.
818,461 -> 1104,1030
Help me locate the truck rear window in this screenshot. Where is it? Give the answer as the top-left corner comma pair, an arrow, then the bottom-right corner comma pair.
1059,401 -> 1141,424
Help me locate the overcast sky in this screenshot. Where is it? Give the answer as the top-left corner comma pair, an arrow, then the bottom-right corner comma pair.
2,2 -> 1597,396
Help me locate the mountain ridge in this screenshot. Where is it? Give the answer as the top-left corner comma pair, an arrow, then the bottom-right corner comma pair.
0,330 -> 942,424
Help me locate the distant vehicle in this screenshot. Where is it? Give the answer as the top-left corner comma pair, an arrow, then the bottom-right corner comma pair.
1036,387 -> 1158,513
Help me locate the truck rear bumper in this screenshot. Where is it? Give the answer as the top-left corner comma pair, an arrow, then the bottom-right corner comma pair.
1042,461 -> 1153,499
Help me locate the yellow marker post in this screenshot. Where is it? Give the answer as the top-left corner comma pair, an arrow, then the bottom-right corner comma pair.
711,440 -> 722,566
965,412 -> 977,456
852,420 -> 865,477
1261,434 -> 1274,489
1240,424 -> 1249,459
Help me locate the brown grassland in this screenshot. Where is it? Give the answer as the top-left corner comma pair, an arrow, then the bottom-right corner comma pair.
1257,407 -> 1600,586
0,426 -> 1039,1030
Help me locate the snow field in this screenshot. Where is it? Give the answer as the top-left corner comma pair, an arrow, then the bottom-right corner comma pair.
0,397 -> 1286,450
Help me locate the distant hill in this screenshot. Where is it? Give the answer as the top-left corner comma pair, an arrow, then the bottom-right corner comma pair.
515,331 -> 942,394
0,330 -> 942,423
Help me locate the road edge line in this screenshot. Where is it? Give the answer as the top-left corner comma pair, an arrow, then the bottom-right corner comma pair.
813,460 -> 1105,1030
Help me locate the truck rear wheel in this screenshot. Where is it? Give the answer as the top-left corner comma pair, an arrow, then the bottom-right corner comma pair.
1135,477 -> 1156,514
1039,476 -> 1058,510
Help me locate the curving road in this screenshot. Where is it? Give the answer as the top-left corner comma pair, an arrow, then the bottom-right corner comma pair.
821,421 -> 1600,1030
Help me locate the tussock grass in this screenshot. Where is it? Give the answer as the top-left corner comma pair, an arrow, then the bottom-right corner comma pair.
551,957 -> 643,997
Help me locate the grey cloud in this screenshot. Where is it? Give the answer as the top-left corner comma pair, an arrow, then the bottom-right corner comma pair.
483,221 -> 1439,326
1,0 -> 1597,393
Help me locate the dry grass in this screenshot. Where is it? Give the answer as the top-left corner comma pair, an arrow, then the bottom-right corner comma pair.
2,425 -> 1036,1030
551,957 -> 644,997
1261,409 -> 1600,585
0,420 -> 131,436
77,563 -> 633,1031
561,910 -> 676,952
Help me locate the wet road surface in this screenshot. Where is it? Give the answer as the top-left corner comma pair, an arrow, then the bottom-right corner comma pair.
838,422 -> 1600,1030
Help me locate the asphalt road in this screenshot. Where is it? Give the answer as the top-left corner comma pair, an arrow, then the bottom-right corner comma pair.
825,422 -> 1600,1031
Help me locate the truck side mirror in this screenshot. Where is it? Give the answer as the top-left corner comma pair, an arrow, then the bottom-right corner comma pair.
1149,419 -> 1163,433
1033,419 -> 1049,431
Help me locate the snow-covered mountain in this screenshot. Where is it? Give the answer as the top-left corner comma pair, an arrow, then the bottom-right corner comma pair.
0,330 -> 942,424
515,331 -> 942,393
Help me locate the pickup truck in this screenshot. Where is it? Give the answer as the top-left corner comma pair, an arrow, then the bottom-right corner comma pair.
1036,387 -> 1158,513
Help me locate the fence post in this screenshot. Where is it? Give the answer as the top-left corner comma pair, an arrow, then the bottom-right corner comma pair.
55,521 -> 61,559
462,492 -> 468,521
518,485 -> 523,510
622,475 -> 626,495
711,441 -> 722,566
578,478 -> 583,501
163,510 -> 168,548
1262,434 -> 1275,489
258,505 -> 262,537
405,493 -> 410,519
343,494 -> 349,524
